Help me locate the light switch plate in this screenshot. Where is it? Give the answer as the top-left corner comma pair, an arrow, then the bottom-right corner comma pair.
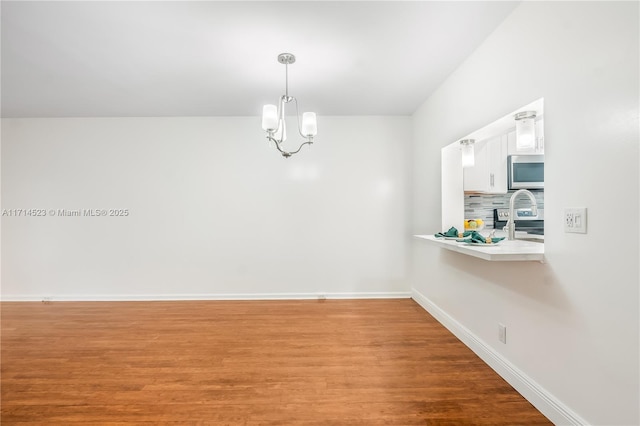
564,208 -> 587,233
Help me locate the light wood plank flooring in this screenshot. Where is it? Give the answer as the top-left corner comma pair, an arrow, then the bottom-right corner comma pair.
1,299 -> 551,425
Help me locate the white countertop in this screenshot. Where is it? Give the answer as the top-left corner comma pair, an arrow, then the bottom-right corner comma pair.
414,232 -> 544,262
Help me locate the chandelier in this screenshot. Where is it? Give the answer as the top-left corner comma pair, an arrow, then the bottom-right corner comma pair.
261,53 -> 317,158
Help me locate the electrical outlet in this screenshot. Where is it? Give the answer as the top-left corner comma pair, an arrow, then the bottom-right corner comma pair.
498,323 -> 507,344
564,208 -> 587,233
565,212 -> 574,227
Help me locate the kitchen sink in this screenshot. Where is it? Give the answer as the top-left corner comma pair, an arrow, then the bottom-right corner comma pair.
515,237 -> 544,243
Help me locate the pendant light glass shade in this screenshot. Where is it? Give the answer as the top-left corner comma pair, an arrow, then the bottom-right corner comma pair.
515,111 -> 536,150
460,139 -> 475,168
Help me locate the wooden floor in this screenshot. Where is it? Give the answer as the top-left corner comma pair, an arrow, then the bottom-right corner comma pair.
1,299 -> 551,425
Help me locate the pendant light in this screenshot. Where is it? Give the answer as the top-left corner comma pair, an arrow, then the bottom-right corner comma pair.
460,139 -> 475,168
514,111 -> 536,150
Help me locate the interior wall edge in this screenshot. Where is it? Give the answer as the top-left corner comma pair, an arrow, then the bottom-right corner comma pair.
411,287 -> 587,426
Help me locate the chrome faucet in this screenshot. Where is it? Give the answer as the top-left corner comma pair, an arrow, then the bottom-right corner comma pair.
505,189 -> 538,240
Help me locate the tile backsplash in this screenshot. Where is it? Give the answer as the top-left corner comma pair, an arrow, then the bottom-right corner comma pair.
464,190 -> 544,229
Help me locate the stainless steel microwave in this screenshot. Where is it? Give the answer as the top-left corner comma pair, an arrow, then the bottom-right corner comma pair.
508,155 -> 544,190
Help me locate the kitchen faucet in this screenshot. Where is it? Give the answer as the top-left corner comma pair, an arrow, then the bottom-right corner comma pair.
505,189 -> 538,240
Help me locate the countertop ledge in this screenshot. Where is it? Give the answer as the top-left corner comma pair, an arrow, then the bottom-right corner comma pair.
414,234 -> 545,262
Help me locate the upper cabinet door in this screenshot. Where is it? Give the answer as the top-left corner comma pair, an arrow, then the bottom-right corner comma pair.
507,118 -> 544,155
463,136 -> 507,194
535,118 -> 544,154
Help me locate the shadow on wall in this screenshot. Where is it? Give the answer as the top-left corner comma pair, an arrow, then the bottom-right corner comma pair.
438,250 -> 576,323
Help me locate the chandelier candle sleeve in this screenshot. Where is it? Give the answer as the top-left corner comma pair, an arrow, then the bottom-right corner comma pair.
262,105 -> 278,131
301,112 -> 317,137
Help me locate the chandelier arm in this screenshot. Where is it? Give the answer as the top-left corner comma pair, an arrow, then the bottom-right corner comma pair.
286,140 -> 314,156
266,134 -> 287,154
266,134 -> 313,158
279,95 -> 287,114
291,97 -> 308,139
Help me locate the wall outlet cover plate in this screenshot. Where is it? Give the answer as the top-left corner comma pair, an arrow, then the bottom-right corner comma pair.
564,208 -> 587,234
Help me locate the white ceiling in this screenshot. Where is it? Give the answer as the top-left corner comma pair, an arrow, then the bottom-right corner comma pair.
1,1 -> 519,118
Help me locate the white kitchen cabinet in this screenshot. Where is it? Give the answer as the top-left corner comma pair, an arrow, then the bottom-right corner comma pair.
507,118 -> 544,155
463,135 -> 507,194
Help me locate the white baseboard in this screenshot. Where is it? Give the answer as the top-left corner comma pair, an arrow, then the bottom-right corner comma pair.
411,287 -> 586,426
1,291 -> 411,302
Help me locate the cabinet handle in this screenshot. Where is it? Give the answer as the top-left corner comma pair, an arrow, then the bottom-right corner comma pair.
490,173 -> 494,187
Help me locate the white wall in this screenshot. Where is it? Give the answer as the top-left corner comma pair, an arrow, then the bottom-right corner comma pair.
410,2 -> 638,425
2,116 -> 411,299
